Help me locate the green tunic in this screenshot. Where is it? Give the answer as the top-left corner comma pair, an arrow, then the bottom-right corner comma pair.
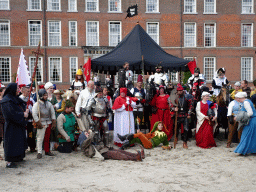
59,113 -> 76,143
151,130 -> 169,147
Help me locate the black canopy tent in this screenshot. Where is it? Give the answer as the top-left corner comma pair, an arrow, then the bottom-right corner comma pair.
91,24 -> 190,75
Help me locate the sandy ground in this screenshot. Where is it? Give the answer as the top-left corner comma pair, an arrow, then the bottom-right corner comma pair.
0,130 -> 256,192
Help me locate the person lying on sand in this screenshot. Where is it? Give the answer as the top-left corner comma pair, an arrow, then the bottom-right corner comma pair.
118,121 -> 172,150
80,130 -> 145,161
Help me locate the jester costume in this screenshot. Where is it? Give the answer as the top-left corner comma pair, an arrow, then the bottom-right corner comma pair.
118,121 -> 170,149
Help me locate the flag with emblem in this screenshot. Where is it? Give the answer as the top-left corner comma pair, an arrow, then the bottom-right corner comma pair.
83,57 -> 91,82
126,4 -> 138,19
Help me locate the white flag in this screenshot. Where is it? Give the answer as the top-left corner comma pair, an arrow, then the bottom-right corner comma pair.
16,48 -> 31,86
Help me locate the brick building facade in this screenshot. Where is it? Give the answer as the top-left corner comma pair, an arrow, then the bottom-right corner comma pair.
0,0 -> 255,89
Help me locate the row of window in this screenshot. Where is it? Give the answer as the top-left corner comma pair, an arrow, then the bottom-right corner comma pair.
0,20 -> 254,47
0,20 -> 158,47
0,0 -> 255,14
184,23 -> 254,47
0,56 -> 253,83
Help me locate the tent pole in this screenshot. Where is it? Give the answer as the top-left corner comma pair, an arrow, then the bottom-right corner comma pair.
142,55 -> 144,83
179,67 -> 182,84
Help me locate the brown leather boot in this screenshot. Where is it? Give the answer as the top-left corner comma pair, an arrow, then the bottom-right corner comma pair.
183,142 -> 188,149
135,151 -> 142,161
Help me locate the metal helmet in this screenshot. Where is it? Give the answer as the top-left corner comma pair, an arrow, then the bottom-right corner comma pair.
135,92 -> 143,100
38,89 -> 47,100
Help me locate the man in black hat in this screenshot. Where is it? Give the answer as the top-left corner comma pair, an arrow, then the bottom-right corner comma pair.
148,63 -> 168,89
187,67 -> 206,90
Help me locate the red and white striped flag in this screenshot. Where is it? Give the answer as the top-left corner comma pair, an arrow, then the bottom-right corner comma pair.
16,48 -> 31,87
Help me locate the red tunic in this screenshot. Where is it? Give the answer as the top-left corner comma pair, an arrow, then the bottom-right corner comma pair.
195,101 -> 217,149
150,94 -> 173,140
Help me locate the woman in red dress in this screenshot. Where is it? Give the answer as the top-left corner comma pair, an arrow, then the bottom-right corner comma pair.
150,86 -> 173,140
195,91 -> 217,148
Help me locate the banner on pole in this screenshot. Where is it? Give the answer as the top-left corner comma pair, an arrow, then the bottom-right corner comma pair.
16,48 -> 31,87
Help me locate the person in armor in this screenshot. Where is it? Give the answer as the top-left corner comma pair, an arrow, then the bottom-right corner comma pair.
86,87 -> 111,146
148,63 -> 168,89
70,69 -> 87,92
187,67 -> 206,90
212,68 -> 229,96
32,89 -> 56,159
130,75 -> 146,132
170,84 -> 192,149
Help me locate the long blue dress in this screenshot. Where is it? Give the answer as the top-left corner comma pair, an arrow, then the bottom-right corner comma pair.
234,99 -> 256,155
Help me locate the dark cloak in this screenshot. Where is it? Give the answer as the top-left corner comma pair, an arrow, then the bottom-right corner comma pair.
0,83 -> 27,162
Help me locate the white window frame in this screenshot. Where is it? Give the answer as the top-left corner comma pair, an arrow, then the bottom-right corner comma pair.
27,0 -> 42,11
242,0 -> 254,14
48,20 -> 61,47
108,0 -> 122,13
203,0 -> 217,14
29,56 -> 43,82
184,0 -> 197,14
146,22 -> 159,44
69,21 -> 77,46
109,21 -> 122,47
85,0 -> 99,12
48,57 -> 62,82
204,23 -> 216,47
69,57 -> 78,82
0,20 -> 10,46
28,20 -> 42,46
0,0 -> 9,10
241,23 -> 253,47
204,57 -> 216,82
47,0 -> 61,11
146,0 -> 159,13
68,0 -> 77,12
241,57 -> 253,82
0,57 -> 11,83
86,21 -> 99,46
184,22 -> 197,47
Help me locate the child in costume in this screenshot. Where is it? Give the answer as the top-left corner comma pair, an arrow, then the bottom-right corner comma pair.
118,121 -> 171,150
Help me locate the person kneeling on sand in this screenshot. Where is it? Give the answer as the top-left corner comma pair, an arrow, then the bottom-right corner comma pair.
80,130 -> 144,161
118,121 -> 172,150
54,100 -> 76,153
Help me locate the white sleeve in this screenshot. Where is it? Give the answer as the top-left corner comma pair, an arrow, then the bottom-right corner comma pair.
115,104 -> 126,112
227,101 -> 234,116
196,102 -> 206,119
75,94 -> 82,115
244,101 -> 253,117
32,102 -> 39,122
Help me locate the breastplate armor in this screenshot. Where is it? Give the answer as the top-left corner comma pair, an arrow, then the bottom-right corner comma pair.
39,102 -> 51,121
92,98 -> 107,117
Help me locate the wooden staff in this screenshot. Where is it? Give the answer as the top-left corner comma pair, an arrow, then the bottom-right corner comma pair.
27,42 -> 43,109
174,111 -> 178,149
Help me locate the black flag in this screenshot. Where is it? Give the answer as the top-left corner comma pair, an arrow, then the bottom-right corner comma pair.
126,4 -> 138,19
